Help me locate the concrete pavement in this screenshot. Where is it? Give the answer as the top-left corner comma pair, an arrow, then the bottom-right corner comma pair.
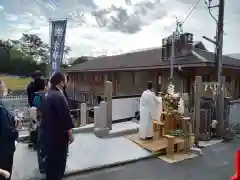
65,140 -> 239,180
12,121 -> 150,180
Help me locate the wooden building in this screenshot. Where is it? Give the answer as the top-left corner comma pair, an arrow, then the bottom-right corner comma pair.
65,33 -> 240,106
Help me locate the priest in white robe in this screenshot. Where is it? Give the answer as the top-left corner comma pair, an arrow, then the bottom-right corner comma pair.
139,81 -> 161,140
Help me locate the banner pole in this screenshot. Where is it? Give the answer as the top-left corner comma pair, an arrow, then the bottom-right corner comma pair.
48,18 -> 52,78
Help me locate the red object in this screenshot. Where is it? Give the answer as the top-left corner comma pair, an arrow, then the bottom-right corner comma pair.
232,150 -> 240,180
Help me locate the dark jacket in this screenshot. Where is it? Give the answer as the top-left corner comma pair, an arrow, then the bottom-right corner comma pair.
40,89 -> 73,146
27,81 -> 36,107
0,102 -> 19,155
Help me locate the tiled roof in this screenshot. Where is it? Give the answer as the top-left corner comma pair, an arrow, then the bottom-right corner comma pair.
194,48 -> 240,67
66,47 -> 240,72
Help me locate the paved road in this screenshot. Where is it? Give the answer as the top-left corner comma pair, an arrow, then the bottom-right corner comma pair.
65,140 -> 239,180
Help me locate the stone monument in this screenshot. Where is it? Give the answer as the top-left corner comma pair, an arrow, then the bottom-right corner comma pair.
104,81 -> 113,130
94,101 -> 109,137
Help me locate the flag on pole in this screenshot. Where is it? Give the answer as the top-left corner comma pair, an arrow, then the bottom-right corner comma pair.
49,19 -> 67,76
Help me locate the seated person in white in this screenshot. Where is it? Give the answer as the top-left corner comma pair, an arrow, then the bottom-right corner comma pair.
139,81 -> 161,140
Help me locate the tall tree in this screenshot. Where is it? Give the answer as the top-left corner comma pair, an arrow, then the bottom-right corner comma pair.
15,33 -> 71,64
71,56 -> 88,65
0,39 -> 14,60
0,38 -> 48,76
15,33 -> 49,62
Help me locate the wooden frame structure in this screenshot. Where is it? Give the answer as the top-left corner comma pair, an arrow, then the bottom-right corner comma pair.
193,76 -> 226,141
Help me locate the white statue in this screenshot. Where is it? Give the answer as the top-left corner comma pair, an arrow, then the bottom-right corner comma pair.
139,82 -> 161,140
154,96 -> 163,123
167,82 -> 175,95
178,97 -> 184,115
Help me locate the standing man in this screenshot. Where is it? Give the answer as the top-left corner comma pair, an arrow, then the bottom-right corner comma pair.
32,78 -> 47,174
139,81 -> 161,140
27,70 -> 43,149
40,72 -> 74,180
27,70 -> 42,107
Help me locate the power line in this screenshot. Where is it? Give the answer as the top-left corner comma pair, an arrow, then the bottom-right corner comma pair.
181,0 -> 201,26
205,0 -> 218,23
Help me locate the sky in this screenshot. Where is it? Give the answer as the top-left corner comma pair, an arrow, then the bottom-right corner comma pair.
0,0 -> 239,57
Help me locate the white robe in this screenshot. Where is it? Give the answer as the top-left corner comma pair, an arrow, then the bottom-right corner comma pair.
139,90 -> 160,139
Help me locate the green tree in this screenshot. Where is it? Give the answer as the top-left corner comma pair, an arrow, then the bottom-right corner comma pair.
0,38 -> 48,76
71,56 -> 88,65
15,33 -> 71,64
0,39 -> 14,61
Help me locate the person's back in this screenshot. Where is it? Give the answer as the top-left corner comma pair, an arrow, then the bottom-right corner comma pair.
27,70 -> 42,107
40,72 -> 74,180
27,81 -> 35,107
31,78 -> 47,174
40,90 -> 72,145
33,92 -> 45,109
0,99 -> 18,179
28,78 -> 45,150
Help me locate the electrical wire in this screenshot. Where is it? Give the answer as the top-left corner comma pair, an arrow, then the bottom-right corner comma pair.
205,0 -> 218,23
181,0 -> 201,26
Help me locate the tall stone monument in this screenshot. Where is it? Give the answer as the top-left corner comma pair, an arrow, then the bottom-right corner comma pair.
104,81 -> 113,130
80,103 -> 87,126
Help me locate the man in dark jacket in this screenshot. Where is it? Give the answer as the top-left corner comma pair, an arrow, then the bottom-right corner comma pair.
27,70 -> 42,107
0,81 -> 19,180
40,72 -> 74,180
27,70 -> 43,149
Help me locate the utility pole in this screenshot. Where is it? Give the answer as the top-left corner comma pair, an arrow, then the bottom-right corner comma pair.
216,0 -> 224,83
170,19 -> 182,80
203,0 -> 225,136
170,31 -> 175,80
216,0 -> 225,136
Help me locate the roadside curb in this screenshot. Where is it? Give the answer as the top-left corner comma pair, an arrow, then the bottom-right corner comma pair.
103,128 -> 139,139
64,155 -> 154,177
17,125 -> 95,142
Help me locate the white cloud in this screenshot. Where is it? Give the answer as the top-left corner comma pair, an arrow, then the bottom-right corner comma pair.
1,0 -> 239,57
0,6 -> 3,11
5,13 -> 18,21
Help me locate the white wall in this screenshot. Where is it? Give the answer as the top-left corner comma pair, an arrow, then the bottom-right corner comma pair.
0,95 -> 141,122
112,97 -> 140,121
0,96 -> 28,114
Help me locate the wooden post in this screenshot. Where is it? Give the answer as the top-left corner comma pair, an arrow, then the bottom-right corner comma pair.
217,76 -> 225,136
194,76 -> 202,141
165,135 -> 175,159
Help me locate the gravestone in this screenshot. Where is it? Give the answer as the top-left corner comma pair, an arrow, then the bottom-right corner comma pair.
94,101 -> 109,137
104,81 -> 113,130
80,103 -> 87,125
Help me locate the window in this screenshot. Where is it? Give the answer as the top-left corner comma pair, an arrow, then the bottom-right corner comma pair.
148,72 -> 152,81
104,74 -> 108,81
94,75 -> 103,82
202,75 -> 210,82
78,74 -> 86,82
226,76 -> 231,83
132,72 -> 135,85
132,72 -> 141,85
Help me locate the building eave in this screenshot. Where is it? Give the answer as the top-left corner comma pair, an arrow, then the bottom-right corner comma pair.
65,62 -> 210,73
